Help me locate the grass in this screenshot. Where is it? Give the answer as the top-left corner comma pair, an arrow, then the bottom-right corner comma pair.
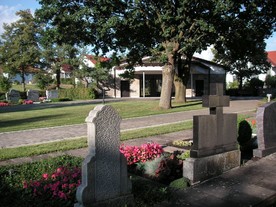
0,100 -> 202,133
0,121 -> 193,161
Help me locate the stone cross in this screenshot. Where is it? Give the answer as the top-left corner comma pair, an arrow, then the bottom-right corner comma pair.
191,83 -> 237,158
183,83 -> 240,184
253,101 -> 276,157
75,105 -> 133,207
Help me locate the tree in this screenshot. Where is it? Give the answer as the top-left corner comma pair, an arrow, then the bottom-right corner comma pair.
0,10 -> 41,92
0,75 -> 12,92
75,54 -> 111,89
33,71 -> 54,90
40,44 -> 79,88
36,0 -> 276,108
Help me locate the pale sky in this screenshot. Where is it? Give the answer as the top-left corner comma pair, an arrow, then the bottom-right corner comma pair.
0,0 -> 275,61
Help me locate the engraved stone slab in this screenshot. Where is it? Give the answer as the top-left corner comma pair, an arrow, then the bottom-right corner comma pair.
253,102 -> 276,157
75,105 -> 133,207
27,89 -> 39,101
6,89 -> 20,103
46,90 -> 58,99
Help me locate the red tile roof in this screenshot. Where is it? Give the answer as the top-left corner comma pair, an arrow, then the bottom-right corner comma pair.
85,55 -> 110,64
61,64 -> 74,72
267,51 -> 276,66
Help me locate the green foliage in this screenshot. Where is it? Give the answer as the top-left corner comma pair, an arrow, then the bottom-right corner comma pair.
34,72 -> 54,90
131,176 -> 171,207
169,178 -> 189,189
265,75 -> 276,88
227,80 -> 239,89
0,75 -> 12,92
0,10 -> 42,92
237,120 -> 252,146
36,0 -> 276,107
248,78 -> 264,89
172,140 -> 192,147
176,151 -> 190,160
58,88 -> 96,100
0,155 -> 82,207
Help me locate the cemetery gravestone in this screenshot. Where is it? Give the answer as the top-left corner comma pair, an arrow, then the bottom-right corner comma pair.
75,105 -> 133,207
183,83 -> 240,184
6,89 -> 20,103
27,89 -> 39,102
46,90 -> 58,100
253,101 -> 276,157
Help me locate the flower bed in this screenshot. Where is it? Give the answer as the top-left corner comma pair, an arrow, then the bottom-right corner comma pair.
0,102 -> 10,107
120,142 -> 186,185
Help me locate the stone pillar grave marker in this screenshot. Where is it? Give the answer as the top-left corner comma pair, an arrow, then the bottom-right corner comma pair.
46,90 -> 58,99
75,105 -> 133,207
183,83 -> 240,184
27,89 -> 39,102
253,101 -> 276,157
6,89 -> 20,103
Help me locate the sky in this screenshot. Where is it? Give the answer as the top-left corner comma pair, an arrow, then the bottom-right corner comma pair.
0,0 -> 275,61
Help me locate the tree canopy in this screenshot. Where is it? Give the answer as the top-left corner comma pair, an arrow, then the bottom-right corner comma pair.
36,0 -> 276,108
0,10 -> 41,92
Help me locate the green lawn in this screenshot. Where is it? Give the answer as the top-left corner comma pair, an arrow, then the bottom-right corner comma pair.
0,100 -> 202,133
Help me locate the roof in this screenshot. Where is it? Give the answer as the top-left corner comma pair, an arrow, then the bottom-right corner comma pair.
61,64 -> 74,72
85,55 -> 110,64
267,51 -> 276,66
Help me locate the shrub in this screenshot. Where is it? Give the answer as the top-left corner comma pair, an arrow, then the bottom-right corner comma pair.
172,140 -> 192,147
58,88 -> 96,100
237,120 -> 252,146
0,76 -> 12,92
33,72 -> 54,90
24,166 -> 81,203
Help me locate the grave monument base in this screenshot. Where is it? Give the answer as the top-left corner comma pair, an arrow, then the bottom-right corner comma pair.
183,150 -> 240,185
253,146 -> 276,158
74,194 -> 134,207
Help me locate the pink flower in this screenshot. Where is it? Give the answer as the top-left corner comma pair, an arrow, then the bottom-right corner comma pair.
42,173 -> 48,180
23,181 -> 28,189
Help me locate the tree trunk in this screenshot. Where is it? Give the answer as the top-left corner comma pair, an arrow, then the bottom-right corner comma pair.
56,69 -> 61,88
159,64 -> 174,109
238,76 -> 243,91
174,56 -> 192,103
21,71 -> 26,92
174,75 -> 186,103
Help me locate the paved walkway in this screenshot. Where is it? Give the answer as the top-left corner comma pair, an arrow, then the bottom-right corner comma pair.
0,98 -> 275,206
0,98 -> 259,148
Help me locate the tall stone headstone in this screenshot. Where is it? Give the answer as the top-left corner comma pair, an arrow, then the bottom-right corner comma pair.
27,89 -> 39,102
75,105 -> 133,207
183,83 -> 240,184
253,101 -> 276,157
46,90 -> 58,99
6,89 -> 20,103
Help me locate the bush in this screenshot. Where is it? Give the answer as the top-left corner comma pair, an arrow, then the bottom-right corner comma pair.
0,76 -> 12,93
0,155 -> 82,207
265,75 -> 276,88
58,88 -> 96,100
237,120 -> 252,146
33,72 -> 54,90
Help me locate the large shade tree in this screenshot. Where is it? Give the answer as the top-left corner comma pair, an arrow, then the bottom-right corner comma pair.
36,0 -> 276,108
0,10 -> 41,92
